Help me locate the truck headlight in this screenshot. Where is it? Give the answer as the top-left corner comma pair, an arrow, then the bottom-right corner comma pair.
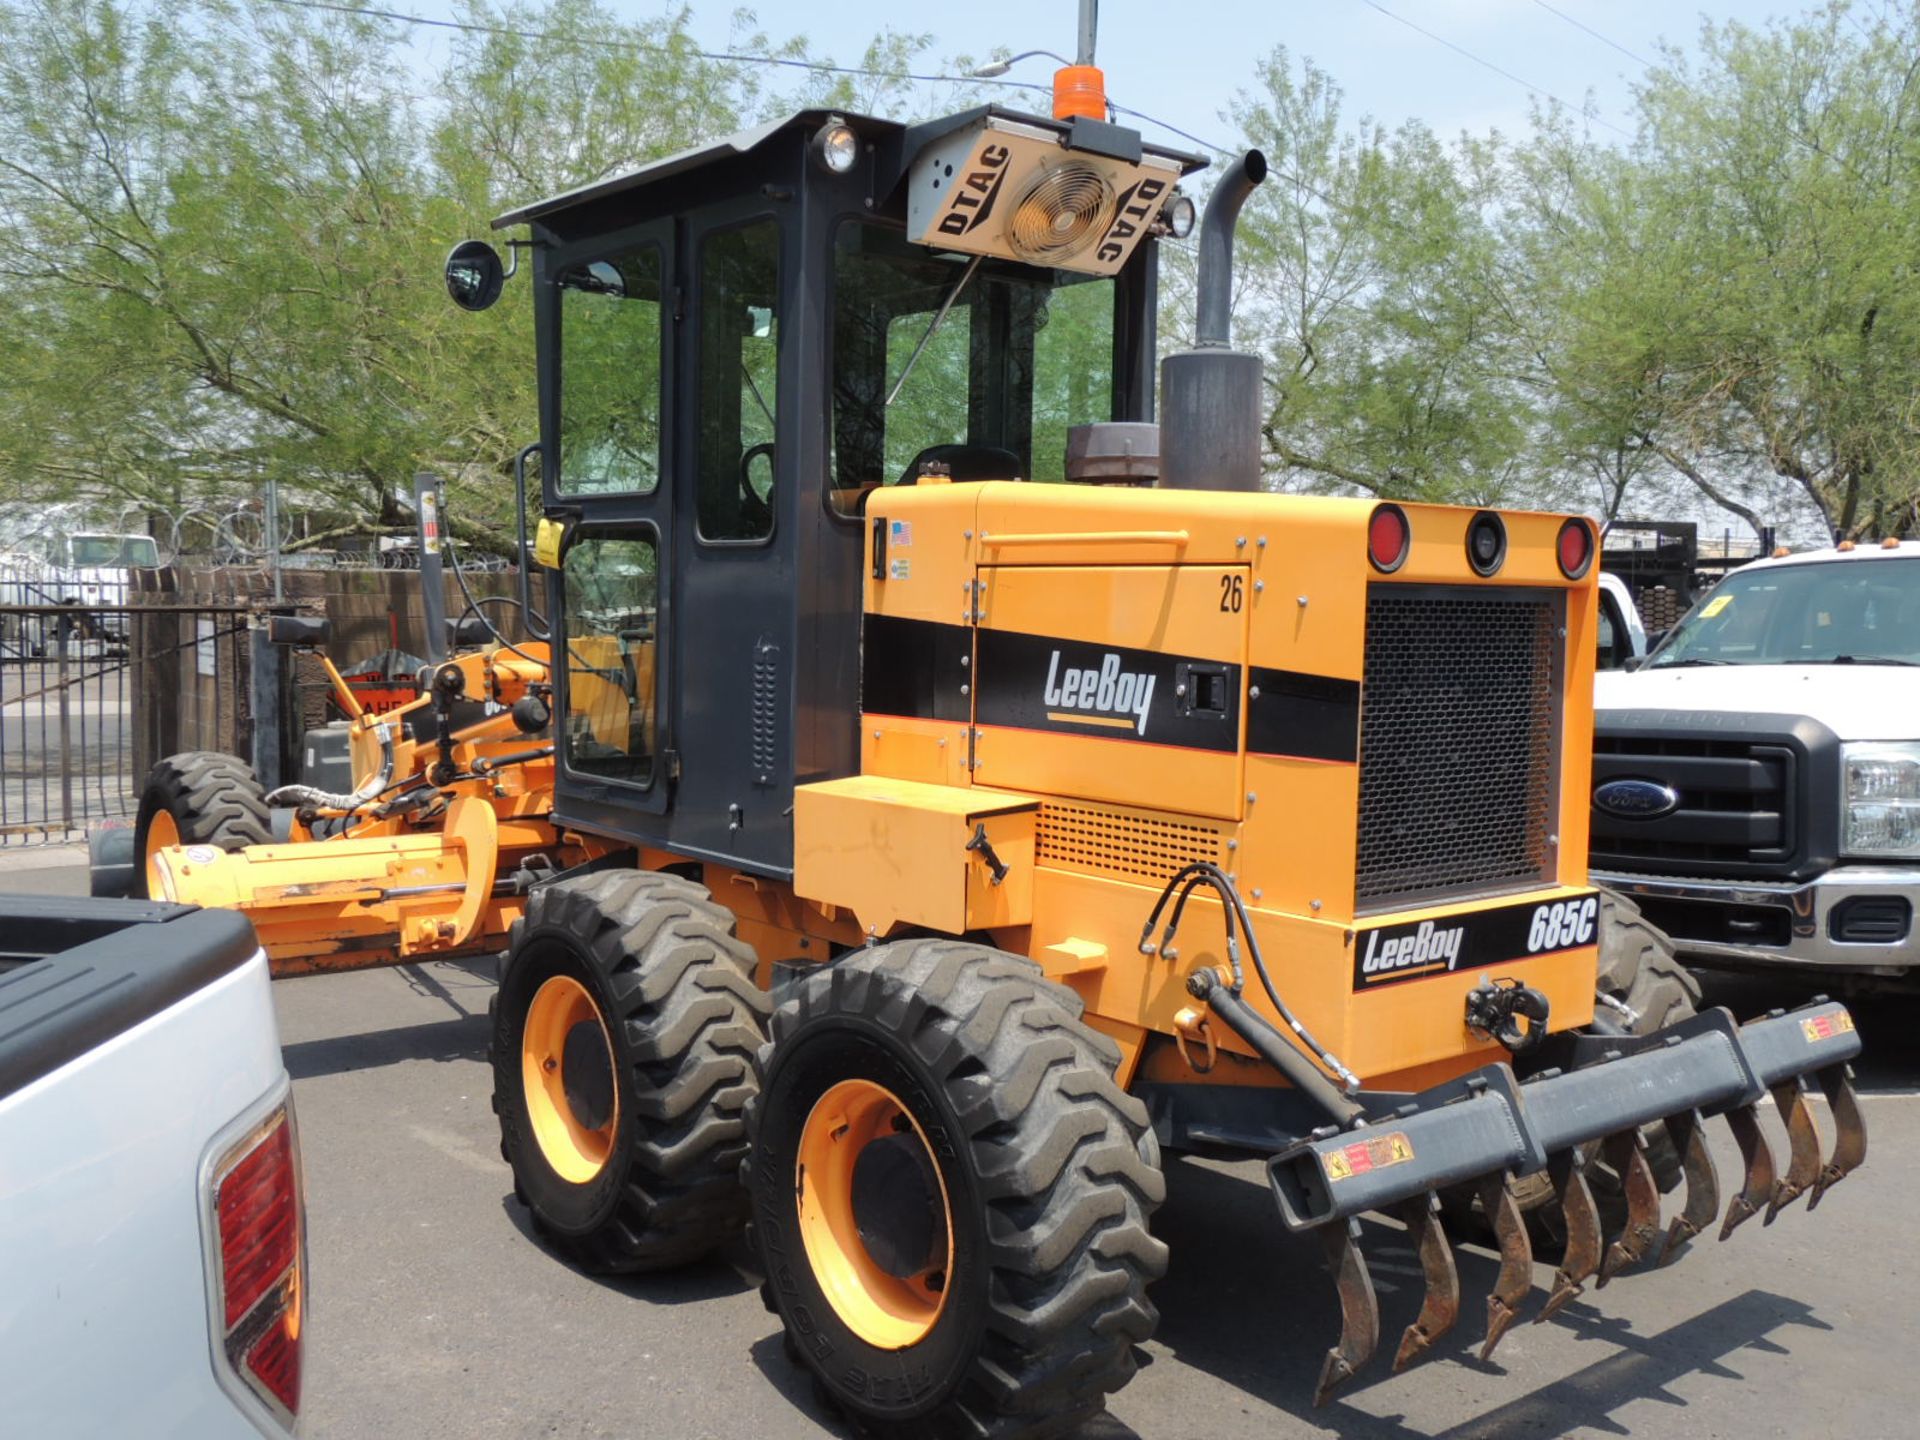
1843,743 -> 1920,857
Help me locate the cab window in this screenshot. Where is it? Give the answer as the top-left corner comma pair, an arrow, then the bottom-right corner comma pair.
828,221 -> 1115,515
557,246 -> 665,495
696,220 -> 781,542
561,534 -> 659,787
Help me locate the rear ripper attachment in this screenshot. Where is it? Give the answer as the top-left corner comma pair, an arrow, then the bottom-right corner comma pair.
1266,999 -> 1865,1405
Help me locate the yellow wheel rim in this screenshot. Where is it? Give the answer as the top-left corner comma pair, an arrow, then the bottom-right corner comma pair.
144,810 -> 181,899
521,974 -> 620,1184
797,1078 -> 955,1349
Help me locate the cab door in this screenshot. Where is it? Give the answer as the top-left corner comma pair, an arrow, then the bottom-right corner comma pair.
542,220 -> 676,826
664,207 -> 796,871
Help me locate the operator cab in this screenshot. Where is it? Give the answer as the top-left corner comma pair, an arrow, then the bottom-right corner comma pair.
474,107 -> 1203,874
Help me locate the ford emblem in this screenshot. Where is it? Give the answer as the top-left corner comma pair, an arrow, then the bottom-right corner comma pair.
1593,778 -> 1681,820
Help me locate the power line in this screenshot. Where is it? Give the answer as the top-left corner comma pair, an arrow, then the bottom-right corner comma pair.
1525,0 -> 1653,69
1357,0 -> 1634,140
260,0 -> 1228,167
260,0 -> 1055,92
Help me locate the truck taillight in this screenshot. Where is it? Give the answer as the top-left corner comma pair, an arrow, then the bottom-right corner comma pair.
211,1104 -> 304,1422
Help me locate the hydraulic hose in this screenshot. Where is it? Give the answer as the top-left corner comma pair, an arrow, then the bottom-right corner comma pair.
1188,967 -> 1364,1126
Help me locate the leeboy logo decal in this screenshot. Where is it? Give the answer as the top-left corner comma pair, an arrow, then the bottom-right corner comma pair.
971,630 -> 1240,753
1044,650 -> 1156,736
1352,893 -> 1600,991
1361,920 -> 1465,979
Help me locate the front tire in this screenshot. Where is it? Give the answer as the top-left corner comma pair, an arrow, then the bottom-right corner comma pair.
747,939 -> 1166,1440
133,751 -> 272,899
492,870 -> 770,1271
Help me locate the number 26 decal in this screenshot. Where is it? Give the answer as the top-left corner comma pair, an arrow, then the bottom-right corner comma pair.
1219,574 -> 1244,613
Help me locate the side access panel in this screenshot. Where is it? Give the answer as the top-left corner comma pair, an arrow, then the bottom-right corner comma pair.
971,564 -> 1249,820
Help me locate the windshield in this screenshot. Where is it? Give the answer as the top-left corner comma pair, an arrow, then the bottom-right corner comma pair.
1651,557 -> 1920,667
828,220 -> 1115,515
71,536 -> 124,566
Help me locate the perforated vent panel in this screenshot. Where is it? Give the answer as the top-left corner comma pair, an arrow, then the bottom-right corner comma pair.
1037,803 -> 1226,886
1356,585 -> 1562,911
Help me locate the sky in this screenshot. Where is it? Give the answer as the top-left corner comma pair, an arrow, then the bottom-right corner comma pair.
658,0 -> 1831,153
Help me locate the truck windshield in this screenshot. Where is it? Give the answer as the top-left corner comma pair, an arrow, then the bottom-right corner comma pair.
1651,557 -> 1920,667
828,220 -> 1114,516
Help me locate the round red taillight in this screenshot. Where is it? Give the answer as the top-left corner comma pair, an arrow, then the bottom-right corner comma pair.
1557,517 -> 1594,579
1368,505 -> 1410,573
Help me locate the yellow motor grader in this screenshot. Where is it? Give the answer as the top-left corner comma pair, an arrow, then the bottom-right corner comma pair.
135,47 -> 1866,1439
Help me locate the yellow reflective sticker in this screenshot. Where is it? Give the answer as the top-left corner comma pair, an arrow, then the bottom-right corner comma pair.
1802,1010 -> 1855,1043
533,516 -> 566,569
1701,594 -> 1733,619
1323,1132 -> 1416,1183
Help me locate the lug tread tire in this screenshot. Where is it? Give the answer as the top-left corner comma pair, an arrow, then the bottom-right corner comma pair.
133,751 -> 272,897
495,869 -> 771,1273
747,938 -> 1166,1440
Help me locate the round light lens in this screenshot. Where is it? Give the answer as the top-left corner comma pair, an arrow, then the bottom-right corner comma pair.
1557,517 -> 1594,578
1162,194 -> 1197,238
814,121 -> 858,174
1368,504 -> 1410,573
1466,511 -> 1506,576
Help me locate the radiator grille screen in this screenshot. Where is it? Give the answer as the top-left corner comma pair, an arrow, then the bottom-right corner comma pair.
1356,585 -> 1562,911
1037,803 -> 1225,886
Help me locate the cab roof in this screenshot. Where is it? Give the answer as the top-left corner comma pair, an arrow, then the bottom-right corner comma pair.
492,105 -> 1207,231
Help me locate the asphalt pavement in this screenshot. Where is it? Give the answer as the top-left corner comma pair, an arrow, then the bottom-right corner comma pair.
11,849 -> 1920,1439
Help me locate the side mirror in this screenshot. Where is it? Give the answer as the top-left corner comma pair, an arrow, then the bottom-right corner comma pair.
268,615 -> 331,648
1623,654 -> 1647,672
445,239 -> 506,312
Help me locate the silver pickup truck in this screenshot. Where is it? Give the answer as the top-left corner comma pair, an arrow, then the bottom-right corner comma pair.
1593,540 -> 1920,984
0,897 -> 303,1437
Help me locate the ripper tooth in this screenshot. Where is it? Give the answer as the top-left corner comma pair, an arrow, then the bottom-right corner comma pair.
1537,1153 -> 1602,1323
1809,1065 -> 1867,1209
1657,1110 -> 1720,1267
1391,1196 -> 1460,1373
1767,1077 -> 1825,1222
1478,1176 -> 1532,1362
1721,1103 -> 1778,1241
1313,1220 -> 1381,1408
1597,1131 -> 1661,1286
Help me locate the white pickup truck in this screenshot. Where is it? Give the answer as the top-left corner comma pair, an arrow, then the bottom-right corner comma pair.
0,897 -> 304,1437
1592,539 -> 1920,983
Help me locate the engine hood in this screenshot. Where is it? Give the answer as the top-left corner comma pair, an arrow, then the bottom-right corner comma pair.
1596,662 -> 1920,742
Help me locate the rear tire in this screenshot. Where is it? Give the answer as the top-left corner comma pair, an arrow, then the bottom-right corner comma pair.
747,939 -> 1166,1440
492,869 -> 770,1272
133,751 -> 272,899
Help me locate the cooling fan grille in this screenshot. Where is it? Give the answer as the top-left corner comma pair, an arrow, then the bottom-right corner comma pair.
1007,164 -> 1116,263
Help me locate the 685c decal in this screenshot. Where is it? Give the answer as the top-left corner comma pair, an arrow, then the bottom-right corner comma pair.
1354,892 -> 1601,990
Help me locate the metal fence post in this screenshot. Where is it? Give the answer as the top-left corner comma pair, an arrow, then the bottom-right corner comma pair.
250,619 -> 287,789
55,610 -> 72,833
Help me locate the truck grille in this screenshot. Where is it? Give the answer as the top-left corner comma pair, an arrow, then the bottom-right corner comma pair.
1355,585 -> 1562,912
1590,735 -> 1797,876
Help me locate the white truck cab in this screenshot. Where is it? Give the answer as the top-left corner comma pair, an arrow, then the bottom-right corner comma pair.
1591,539 -> 1920,981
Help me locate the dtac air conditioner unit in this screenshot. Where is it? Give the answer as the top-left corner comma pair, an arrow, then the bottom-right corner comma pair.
906,115 -> 1186,277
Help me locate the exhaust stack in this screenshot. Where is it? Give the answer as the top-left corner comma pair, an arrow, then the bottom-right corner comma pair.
1159,149 -> 1268,492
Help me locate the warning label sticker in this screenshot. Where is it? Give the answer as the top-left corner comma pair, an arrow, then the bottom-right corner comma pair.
1802,1010 -> 1856,1043
1323,1131 -> 1416,1184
